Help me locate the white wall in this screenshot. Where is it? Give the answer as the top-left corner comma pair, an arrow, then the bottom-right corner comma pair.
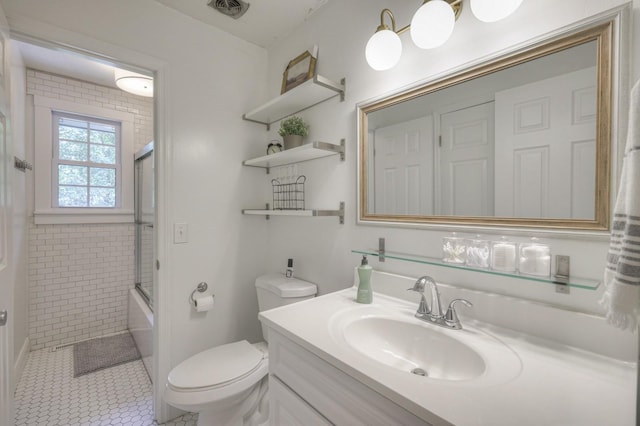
259,0 -> 636,315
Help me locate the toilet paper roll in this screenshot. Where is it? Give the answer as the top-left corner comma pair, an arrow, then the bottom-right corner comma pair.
193,295 -> 214,312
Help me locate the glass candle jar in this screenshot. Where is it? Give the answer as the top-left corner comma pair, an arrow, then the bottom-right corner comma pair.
518,238 -> 551,276
466,236 -> 490,269
490,237 -> 517,272
442,233 -> 466,264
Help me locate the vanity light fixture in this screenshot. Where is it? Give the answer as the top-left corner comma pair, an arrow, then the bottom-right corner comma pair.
114,69 -> 154,97
365,0 -> 524,71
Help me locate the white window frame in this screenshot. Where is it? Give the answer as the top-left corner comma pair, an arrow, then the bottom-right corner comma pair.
33,95 -> 134,224
52,111 -> 122,209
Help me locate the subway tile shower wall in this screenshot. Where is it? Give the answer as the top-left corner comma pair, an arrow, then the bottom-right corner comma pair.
28,224 -> 135,350
26,70 -> 153,351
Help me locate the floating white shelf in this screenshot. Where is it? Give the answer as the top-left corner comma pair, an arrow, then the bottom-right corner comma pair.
351,248 -> 600,291
243,140 -> 345,171
243,75 -> 345,129
243,202 -> 345,224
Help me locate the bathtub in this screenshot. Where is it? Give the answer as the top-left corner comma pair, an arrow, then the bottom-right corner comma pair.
128,288 -> 153,382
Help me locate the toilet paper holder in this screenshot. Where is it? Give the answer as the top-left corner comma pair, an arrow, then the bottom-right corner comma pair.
190,282 -> 209,303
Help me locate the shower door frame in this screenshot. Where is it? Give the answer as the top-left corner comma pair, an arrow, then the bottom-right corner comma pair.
134,142 -> 154,309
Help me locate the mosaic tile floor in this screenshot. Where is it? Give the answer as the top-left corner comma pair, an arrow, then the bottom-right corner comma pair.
14,346 -> 198,426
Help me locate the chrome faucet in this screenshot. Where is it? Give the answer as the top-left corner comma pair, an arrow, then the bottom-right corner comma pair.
407,276 -> 472,330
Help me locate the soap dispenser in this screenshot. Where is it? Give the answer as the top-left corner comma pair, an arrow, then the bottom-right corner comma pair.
356,255 -> 373,304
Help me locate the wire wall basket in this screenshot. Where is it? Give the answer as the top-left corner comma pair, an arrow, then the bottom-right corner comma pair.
272,175 -> 306,210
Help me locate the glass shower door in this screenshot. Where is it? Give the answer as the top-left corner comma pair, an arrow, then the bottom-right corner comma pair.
135,143 -> 154,309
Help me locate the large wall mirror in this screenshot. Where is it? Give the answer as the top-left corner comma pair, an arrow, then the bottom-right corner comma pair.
358,22 -> 612,231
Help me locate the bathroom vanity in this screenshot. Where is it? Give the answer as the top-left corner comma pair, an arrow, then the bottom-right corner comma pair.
259,271 -> 636,426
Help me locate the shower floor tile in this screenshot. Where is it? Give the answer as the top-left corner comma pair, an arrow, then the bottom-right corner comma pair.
14,346 -> 198,426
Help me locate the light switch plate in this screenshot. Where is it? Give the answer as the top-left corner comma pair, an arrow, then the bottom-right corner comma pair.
174,223 -> 188,244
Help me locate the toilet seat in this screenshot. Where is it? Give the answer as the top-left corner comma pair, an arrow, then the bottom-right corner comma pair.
168,340 -> 265,391
164,340 -> 269,410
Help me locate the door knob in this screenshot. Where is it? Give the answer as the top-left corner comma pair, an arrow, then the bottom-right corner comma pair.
0,310 -> 7,326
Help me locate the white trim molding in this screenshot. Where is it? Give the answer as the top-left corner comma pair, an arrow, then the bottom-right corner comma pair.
32,95 -> 135,224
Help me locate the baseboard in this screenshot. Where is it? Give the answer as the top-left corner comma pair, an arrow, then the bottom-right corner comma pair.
13,337 -> 30,390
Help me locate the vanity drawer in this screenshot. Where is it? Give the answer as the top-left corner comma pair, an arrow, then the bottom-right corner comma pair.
270,375 -> 332,426
268,328 -> 432,426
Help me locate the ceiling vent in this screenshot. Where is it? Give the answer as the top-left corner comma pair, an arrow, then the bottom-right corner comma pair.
207,0 -> 250,19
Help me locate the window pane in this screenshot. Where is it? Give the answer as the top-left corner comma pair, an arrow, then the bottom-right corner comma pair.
90,167 -> 115,187
91,130 -> 116,145
90,145 -> 116,164
59,140 -> 88,161
89,187 -> 115,207
59,125 -> 88,142
58,165 -> 88,185
59,186 -> 88,207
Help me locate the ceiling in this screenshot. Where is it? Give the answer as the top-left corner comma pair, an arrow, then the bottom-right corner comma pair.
15,0 -> 331,91
155,0 -> 330,48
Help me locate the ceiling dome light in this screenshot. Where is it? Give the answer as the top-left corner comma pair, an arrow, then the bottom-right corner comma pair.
365,28 -> 403,71
470,0 -> 523,23
410,0 -> 455,49
114,69 -> 153,97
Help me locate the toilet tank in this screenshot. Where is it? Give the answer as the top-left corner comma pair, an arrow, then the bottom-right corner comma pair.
255,274 -> 317,341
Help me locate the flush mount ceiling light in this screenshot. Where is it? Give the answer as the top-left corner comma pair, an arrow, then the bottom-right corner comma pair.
114,69 -> 153,97
365,0 -> 524,71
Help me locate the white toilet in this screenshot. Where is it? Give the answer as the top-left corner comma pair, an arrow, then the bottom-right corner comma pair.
163,274 -> 317,426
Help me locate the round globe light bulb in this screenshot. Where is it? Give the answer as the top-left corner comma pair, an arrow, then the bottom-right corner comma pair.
470,0 -> 523,23
410,0 -> 455,49
365,29 -> 402,71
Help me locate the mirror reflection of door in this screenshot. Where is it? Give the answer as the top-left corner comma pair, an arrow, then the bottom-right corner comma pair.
494,67 -> 596,219
438,102 -> 495,216
373,116 -> 434,215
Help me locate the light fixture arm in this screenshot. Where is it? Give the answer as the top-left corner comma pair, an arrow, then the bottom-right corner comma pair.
366,0 -> 523,71
378,0 -> 463,36
377,9 -> 398,33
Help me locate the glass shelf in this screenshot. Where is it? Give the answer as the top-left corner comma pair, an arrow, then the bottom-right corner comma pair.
351,248 -> 600,291
242,75 -> 345,129
243,140 -> 344,171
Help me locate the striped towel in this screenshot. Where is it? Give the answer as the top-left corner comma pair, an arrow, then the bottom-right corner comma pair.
601,79 -> 640,331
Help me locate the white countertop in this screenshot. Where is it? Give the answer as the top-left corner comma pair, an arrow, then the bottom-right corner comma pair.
259,288 -> 636,426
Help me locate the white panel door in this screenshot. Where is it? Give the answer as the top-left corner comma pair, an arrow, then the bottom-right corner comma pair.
494,67 -> 596,219
373,116 -> 434,215
438,102 -> 495,216
0,32 -> 12,426
0,3 -> 12,423
0,111 -> 11,426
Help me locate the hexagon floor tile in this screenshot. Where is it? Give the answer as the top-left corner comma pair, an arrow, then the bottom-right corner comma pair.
15,347 -> 198,426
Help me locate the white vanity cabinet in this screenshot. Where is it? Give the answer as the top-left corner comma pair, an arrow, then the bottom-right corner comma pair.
267,328 -> 432,426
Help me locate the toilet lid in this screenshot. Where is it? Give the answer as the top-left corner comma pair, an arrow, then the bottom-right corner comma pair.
168,340 -> 265,390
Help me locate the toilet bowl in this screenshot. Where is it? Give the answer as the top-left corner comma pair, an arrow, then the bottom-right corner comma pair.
164,274 -> 317,426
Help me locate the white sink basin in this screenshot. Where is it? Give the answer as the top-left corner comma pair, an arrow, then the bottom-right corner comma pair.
343,316 -> 485,380
329,304 -> 522,386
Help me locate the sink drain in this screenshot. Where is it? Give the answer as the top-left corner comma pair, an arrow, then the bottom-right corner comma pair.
411,367 -> 428,377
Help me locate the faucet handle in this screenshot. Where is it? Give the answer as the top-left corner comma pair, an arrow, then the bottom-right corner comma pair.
445,299 -> 473,329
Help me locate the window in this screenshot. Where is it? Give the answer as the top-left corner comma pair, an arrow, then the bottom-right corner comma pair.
53,112 -> 122,208
34,96 -> 134,224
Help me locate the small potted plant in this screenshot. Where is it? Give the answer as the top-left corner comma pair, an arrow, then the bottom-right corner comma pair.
278,115 -> 309,149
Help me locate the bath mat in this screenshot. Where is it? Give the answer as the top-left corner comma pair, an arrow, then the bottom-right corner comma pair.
73,332 -> 141,377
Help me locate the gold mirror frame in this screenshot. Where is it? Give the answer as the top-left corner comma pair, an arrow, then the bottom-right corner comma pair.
358,22 -> 612,231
